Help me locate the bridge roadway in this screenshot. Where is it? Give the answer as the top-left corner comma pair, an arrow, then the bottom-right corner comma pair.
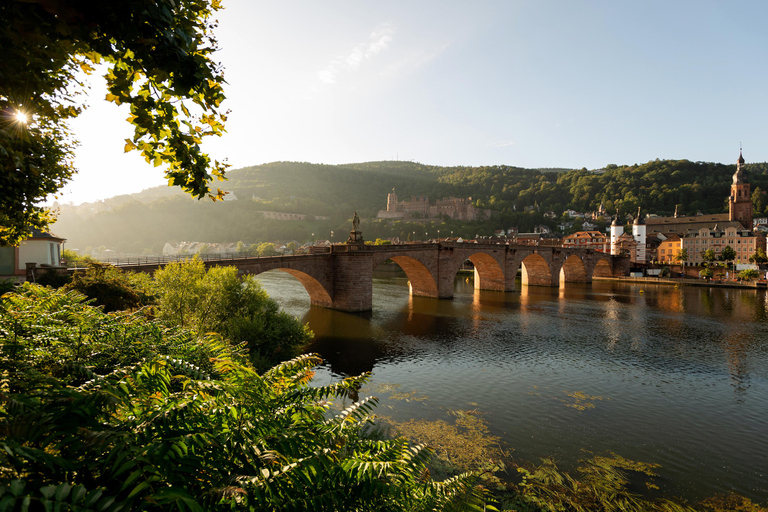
117,242 -> 630,312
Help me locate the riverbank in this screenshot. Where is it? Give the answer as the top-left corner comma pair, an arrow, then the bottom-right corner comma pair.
595,276 -> 767,290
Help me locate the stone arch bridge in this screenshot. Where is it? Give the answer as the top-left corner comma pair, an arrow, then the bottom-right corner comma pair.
119,242 -> 629,312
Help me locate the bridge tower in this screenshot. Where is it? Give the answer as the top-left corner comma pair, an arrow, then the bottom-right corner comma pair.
632,208 -> 647,263
610,214 -> 623,256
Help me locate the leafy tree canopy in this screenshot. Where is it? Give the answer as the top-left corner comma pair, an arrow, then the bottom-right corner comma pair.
1,0 -> 228,246
720,245 -> 737,263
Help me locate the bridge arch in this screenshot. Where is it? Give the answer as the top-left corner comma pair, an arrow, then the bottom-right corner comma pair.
234,259 -> 334,308
591,257 -> 615,278
466,252 -> 505,291
560,254 -> 588,284
387,255 -> 439,297
520,253 -> 553,286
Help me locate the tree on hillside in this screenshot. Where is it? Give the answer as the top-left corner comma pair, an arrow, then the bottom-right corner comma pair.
752,187 -> 766,215
1,0 -> 228,246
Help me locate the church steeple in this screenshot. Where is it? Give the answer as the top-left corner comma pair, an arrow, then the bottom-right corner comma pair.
733,146 -> 748,184
729,148 -> 752,229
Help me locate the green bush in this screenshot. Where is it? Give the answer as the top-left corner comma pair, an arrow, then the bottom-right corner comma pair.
0,278 -> 18,295
64,262 -> 155,312
738,269 -> 759,281
62,249 -> 99,268
153,257 -> 312,370
33,268 -> 71,288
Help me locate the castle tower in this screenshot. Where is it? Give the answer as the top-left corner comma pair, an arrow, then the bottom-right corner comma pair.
387,188 -> 399,213
632,207 -> 647,263
610,214 -> 623,256
729,150 -> 752,229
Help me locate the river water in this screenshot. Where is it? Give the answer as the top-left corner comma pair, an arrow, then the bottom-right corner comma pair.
255,269 -> 768,503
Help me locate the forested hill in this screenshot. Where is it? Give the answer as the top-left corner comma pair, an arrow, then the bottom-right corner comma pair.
52,159 -> 768,254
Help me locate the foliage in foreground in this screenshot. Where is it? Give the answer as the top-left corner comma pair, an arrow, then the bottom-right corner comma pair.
153,257 -> 313,371
0,284 -> 489,511
1,0 -> 228,246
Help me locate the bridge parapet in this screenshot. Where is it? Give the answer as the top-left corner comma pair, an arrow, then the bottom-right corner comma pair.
101,242 -> 629,312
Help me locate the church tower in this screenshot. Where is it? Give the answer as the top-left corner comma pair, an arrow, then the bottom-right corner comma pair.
729,150 -> 752,229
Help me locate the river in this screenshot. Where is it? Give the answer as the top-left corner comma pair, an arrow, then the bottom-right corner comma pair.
255,268 -> 768,503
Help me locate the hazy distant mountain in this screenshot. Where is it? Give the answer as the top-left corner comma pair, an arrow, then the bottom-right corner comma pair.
52,159 -> 768,254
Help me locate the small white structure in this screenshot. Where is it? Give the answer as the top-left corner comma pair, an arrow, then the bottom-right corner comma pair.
0,229 -> 66,279
610,215 -> 623,256
632,209 -> 647,263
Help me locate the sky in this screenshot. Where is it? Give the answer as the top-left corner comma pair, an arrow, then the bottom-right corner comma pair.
56,0 -> 768,205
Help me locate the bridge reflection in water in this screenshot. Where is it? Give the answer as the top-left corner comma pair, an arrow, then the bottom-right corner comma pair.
115,242 -> 629,312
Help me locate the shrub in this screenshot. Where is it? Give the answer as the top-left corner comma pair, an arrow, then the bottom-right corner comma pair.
738,269 -> 759,281
64,262 -> 155,312
33,267 -> 71,288
0,284 -> 488,511
154,258 -> 312,370
62,249 -> 98,268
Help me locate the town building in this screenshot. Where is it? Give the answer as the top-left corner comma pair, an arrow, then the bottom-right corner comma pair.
632,151 -> 764,265
681,226 -> 764,265
657,234 -> 682,263
513,232 -> 561,246
562,231 -> 608,252
643,151 -> 752,237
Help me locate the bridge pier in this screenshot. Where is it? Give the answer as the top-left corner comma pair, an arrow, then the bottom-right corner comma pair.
328,252 -> 373,312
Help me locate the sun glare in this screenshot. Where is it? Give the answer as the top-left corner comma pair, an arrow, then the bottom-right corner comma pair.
14,110 -> 27,124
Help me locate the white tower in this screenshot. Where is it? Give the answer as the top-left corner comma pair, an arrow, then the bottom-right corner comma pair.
632,208 -> 647,263
610,214 -> 623,255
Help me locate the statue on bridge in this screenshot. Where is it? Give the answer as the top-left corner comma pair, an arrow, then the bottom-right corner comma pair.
347,211 -> 364,244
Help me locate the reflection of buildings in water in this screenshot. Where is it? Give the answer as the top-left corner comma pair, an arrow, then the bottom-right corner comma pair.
762,290 -> 768,321
653,287 -> 685,314
603,298 -> 622,350
722,332 -> 751,403
741,290 -> 768,323
629,287 -> 647,351
683,287 -> 765,323
471,289 -> 483,334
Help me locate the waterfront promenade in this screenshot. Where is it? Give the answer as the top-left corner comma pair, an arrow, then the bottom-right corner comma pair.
597,275 -> 768,290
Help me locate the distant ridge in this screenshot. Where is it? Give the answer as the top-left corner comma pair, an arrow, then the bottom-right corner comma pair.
52,158 -> 768,254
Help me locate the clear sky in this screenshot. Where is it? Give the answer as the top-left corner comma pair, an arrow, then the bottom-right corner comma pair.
56,0 -> 768,205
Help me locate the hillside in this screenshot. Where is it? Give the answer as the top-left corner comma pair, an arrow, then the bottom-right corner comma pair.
52,159 -> 768,254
